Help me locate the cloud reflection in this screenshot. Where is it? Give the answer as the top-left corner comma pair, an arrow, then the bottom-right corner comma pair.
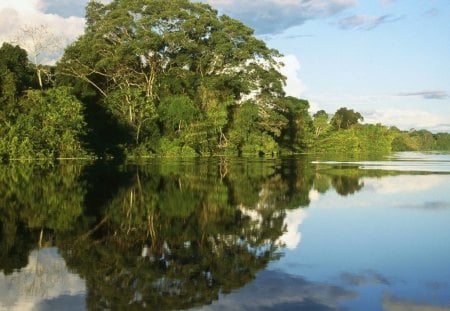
0,248 -> 86,311
194,269 -> 356,311
278,209 -> 307,250
340,271 -> 390,286
363,175 -> 450,194
396,201 -> 450,210
382,295 -> 450,311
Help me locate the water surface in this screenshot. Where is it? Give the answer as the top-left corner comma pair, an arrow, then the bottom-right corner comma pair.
1,153 -> 449,310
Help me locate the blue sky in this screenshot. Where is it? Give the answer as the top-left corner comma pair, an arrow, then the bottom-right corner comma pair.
1,0 -> 449,132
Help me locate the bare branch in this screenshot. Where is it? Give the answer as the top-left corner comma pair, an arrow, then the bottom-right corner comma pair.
14,24 -> 63,89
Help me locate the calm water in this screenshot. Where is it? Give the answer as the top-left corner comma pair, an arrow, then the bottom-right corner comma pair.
1,152 -> 450,311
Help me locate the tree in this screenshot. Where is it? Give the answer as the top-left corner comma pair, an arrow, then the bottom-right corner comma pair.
278,96 -> 312,152
331,107 -> 363,130
0,43 -> 35,124
410,129 -> 436,150
312,110 -> 330,138
14,24 -> 61,89
435,133 -> 450,151
226,102 -> 284,155
57,0 -> 286,155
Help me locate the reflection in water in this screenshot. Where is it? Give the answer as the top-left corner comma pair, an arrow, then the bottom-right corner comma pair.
314,151 -> 450,172
278,209 -> 306,249
363,174 -> 450,194
0,248 -> 85,311
60,159 -> 314,310
331,175 -> 364,196
0,158 -> 314,310
383,296 -> 450,311
340,271 -> 390,286
0,154 -> 449,310
0,164 -> 86,275
194,269 -> 356,311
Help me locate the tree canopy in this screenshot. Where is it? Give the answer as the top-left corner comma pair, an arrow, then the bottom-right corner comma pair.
57,0 -> 287,157
330,107 -> 364,130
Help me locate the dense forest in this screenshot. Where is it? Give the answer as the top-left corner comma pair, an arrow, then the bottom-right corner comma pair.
1,0 -> 449,161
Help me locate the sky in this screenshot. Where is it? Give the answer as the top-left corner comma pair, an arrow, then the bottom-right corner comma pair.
0,0 -> 449,132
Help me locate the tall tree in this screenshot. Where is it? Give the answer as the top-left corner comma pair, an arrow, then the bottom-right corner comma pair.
331,107 -> 364,130
278,96 -> 312,152
57,0 -> 286,154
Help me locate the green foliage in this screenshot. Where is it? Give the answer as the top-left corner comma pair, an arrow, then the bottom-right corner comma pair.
57,0 -> 287,157
0,87 -> 89,159
391,129 -> 450,152
158,95 -> 200,136
225,102 -> 286,155
312,124 -> 395,157
278,96 -> 312,152
158,137 -> 197,157
2,2 -> 448,159
331,107 -> 364,130
0,43 -> 34,93
392,132 -> 420,151
410,130 -> 436,150
104,87 -> 158,144
0,43 -> 35,126
435,133 -> 450,151
312,110 -> 331,139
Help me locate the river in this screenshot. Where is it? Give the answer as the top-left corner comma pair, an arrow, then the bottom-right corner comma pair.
1,152 -> 449,310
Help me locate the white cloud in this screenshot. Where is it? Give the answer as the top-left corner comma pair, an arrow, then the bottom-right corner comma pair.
198,0 -> 357,34
398,90 -> 448,100
338,14 -> 402,31
364,108 -> 449,131
383,295 -> 450,311
0,0 -> 85,64
278,54 -> 305,98
305,93 -> 450,132
0,0 -> 42,12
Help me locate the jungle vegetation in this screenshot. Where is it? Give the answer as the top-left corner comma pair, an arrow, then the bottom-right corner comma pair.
1,0 -> 449,161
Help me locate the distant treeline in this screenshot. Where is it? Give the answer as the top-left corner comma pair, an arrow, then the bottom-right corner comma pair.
1,0 -> 449,161
391,128 -> 450,152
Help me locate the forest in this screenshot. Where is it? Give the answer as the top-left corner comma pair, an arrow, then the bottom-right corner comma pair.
1,0 -> 449,161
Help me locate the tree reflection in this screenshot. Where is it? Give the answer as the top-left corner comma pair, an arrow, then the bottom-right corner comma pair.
313,165 -> 401,197
54,159 -> 313,310
313,165 -> 368,196
0,164 -> 86,274
331,175 -> 364,196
